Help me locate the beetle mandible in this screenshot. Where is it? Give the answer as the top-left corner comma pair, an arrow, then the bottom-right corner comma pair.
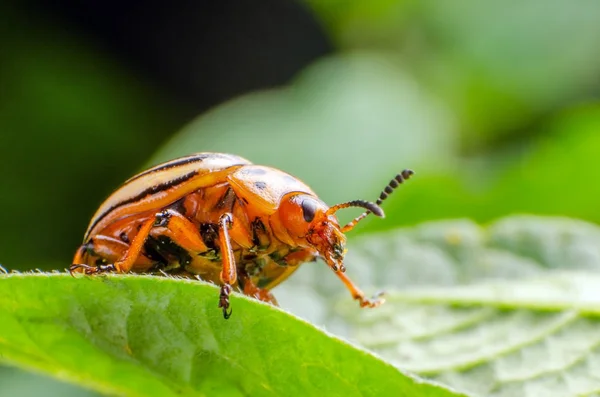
70,152 -> 414,319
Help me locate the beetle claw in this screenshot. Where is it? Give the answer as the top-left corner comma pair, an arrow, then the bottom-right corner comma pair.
69,263 -> 116,276
359,292 -> 386,308
69,263 -> 92,276
97,263 -> 116,273
219,284 -> 233,319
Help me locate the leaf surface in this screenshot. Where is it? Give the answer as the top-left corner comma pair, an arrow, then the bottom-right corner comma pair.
276,216 -> 600,396
0,273 -> 463,397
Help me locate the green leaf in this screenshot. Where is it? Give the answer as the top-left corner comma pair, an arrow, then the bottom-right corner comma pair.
342,274 -> 600,396
277,215 -> 600,396
0,273 -> 463,397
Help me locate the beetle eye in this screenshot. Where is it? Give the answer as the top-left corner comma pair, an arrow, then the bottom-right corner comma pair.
301,199 -> 317,223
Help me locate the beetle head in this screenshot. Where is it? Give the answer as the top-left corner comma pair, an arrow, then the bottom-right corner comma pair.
278,170 -> 414,271
279,193 -> 384,271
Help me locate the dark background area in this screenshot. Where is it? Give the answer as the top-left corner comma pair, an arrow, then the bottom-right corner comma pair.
30,0 -> 331,114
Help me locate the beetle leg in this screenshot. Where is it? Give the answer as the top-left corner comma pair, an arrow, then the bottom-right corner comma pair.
219,284 -> 233,319
217,213 -> 237,319
70,218 -> 155,275
111,209 -> 204,273
70,245 -> 92,275
110,217 -> 157,273
69,263 -> 116,275
333,270 -> 385,308
70,235 -> 144,275
72,244 -> 86,265
152,209 -> 209,252
238,272 -> 279,305
72,210 -> 208,276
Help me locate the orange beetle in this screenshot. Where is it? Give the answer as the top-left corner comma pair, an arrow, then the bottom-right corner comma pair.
70,152 -> 413,318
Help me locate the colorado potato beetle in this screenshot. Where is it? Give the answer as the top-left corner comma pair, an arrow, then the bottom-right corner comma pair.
70,152 -> 413,318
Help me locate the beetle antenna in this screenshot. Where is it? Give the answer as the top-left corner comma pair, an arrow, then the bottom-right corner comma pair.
340,169 -> 414,233
326,200 -> 384,218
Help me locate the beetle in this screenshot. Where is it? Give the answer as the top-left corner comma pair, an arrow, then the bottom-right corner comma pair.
70,152 -> 413,319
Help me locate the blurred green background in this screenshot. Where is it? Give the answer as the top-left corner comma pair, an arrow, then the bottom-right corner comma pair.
1,0 -> 600,395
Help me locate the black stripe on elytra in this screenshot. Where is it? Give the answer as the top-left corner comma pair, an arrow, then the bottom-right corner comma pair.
86,170 -> 199,239
125,153 -> 216,184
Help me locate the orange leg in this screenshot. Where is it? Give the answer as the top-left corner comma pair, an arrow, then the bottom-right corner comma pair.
70,217 -> 155,275
113,217 -> 157,272
151,209 -> 209,253
71,210 -> 241,319
334,270 -> 385,308
217,213 -> 237,319
239,272 -> 278,305
70,209 -> 206,276
70,235 -> 156,274
72,244 -> 86,266
71,211 -> 203,276
87,235 -> 129,262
